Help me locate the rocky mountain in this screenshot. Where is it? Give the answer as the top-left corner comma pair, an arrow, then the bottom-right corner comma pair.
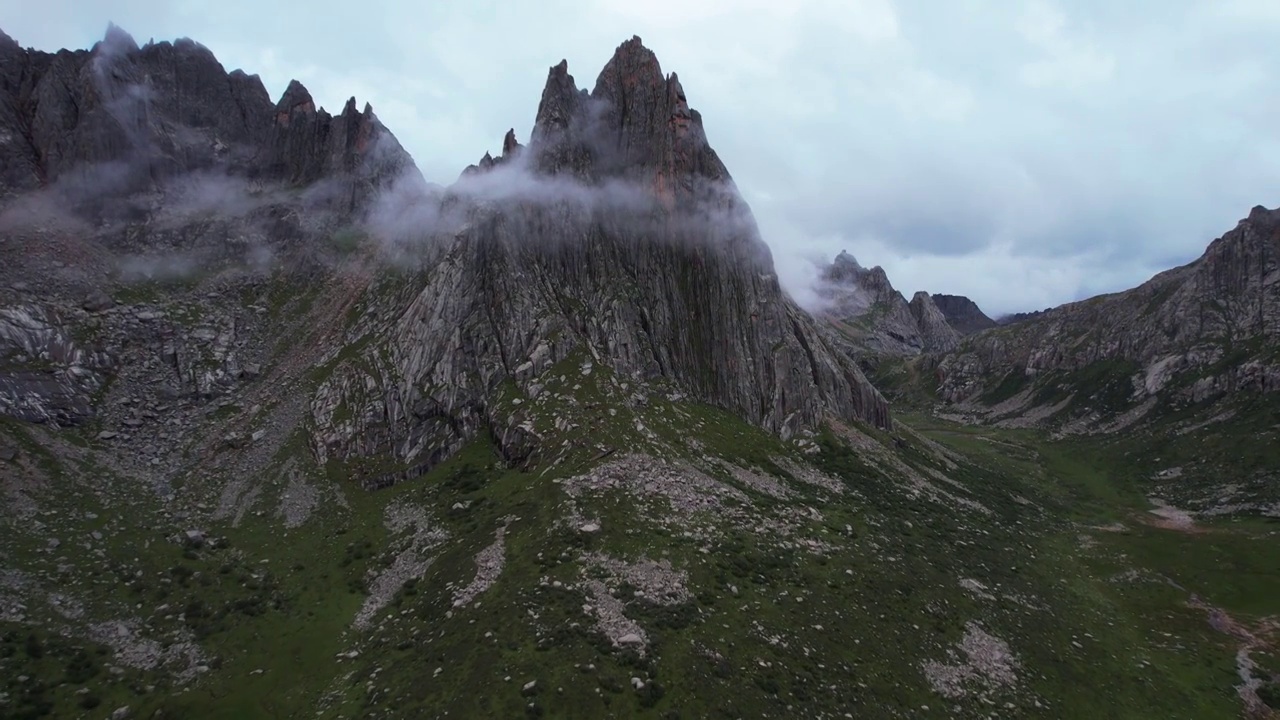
308,36 -> 891,483
0,27 -> 889,462
817,250 -> 959,356
2,26 -> 1278,720
995,308 -> 1050,326
932,294 -> 997,334
0,24 -> 413,207
0,24 -> 421,429
933,205 -> 1279,429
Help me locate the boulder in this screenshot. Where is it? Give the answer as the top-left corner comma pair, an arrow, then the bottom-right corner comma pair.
82,290 -> 115,313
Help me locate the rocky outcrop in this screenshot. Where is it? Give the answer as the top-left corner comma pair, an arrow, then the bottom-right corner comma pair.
0,24 -> 421,428
996,309 -> 1050,326
0,30 -> 889,482
0,24 -> 414,209
817,251 -> 958,356
932,294 -> 996,335
0,292 -> 277,427
311,37 -> 891,478
909,292 -> 960,354
937,205 -> 1280,410
0,305 -> 114,424
460,129 -> 523,177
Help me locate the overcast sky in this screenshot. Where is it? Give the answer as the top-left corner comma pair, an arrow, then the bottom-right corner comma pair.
5,0 -> 1280,316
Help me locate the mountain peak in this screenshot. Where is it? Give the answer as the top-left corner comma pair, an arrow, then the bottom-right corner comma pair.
394,36 -> 892,468
931,294 -> 997,334
519,35 -> 731,215
909,292 -> 962,358
531,59 -> 582,144
619,34 -> 648,53
833,250 -> 862,269
502,128 -> 522,156
276,79 -> 316,116
101,22 -> 139,54
0,30 -> 415,205
1245,204 -> 1280,227
819,255 -> 964,355
823,252 -> 882,287
594,35 -> 663,91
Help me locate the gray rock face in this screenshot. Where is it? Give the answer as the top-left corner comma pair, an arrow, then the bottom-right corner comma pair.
82,290 -> 115,313
938,205 -> 1280,406
0,293 -> 270,427
311,37 -> 890,478
0,305 -> 114,424
817,251 -> 958,356
909,292 -> 960,354
0,24 -> 415,210
0,26 -> 424,428
0,31 -> 889,488
931,294 -> 997,335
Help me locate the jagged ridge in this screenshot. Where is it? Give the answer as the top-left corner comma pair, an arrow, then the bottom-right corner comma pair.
937,205 -> 1280,417
0,24 -> 413,209
0,23 -> 423,425
932,294 -> 997,335
313,37 -> 891,479
817,251 -> 960,356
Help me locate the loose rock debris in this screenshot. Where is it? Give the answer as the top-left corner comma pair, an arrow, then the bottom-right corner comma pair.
923,622 -> 1019,700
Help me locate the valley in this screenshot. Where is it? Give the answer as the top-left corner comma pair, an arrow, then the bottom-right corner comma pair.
0,24 -> 1277,720
5,352 -> 1277,718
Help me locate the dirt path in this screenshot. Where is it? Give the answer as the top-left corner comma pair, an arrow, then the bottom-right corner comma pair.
1186,595 -> 1279,719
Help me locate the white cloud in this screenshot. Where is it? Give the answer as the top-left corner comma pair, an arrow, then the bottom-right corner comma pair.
1211,0 -> 1280,24
1016,0 -> 1115,89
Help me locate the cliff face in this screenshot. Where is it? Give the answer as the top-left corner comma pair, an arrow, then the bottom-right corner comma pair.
936,206 -> 1280,421
311,37 -> 891,477
0,25 -> 413,209
0,29 -> 889,473
909,291 -> 960,353
932,294 -> 997,335
817,251 -> 959,356
0,24 -> 419,426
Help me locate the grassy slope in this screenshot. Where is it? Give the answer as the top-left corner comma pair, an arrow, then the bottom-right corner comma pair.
2,266 -> 1277,719
6,391 -> 1278,719
907,413 -> 1280,717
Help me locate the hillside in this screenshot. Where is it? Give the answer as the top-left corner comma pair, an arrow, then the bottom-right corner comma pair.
0,27 -> 1277,720
936,205 -> 1279,417
932,295 -> 997,335
816,251 -> 961,358
867,205 -> 1280,519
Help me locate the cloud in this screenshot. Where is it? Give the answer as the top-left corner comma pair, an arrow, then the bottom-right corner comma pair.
450,165 -> 648,213
360,135 -> 764,273
1015,1 -> 1115,89
158,171 -> 274,220
6,0 -> 1280,316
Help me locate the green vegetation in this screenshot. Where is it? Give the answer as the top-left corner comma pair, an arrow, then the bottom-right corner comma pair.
2,320 -> 1276,718
979,368 -> 1030,405
869,356 -> 942,408
329,227 -> 366,256
112,274 -> 209,306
